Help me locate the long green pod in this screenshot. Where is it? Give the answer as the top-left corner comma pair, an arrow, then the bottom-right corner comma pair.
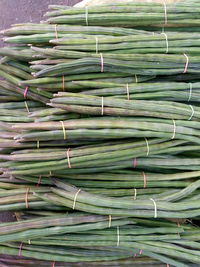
20,73 -> 140,86
0,218 -> 131,242
81,82 -> 200,96
46,12 -> 200,26
50,92 -> 200,119
0,64 -> 32,80
11,117 -> 200,132
0,245 -> 130,262
35,193 -> 200,218
45,4 -> 200,17
52,180 -> 200,211
0,214 -> 112,235
3,140 -> 184,175
0,47 -> 35,61
50,32 -> 200,45
0,138 -> 165,161
2,24 -> 142,36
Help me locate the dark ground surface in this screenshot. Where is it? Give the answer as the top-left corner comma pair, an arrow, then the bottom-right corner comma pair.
0,0 -> 80,222
0,0 -> 80,46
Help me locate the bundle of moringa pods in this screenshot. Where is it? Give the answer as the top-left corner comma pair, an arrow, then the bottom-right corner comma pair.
1,0 -> 200,266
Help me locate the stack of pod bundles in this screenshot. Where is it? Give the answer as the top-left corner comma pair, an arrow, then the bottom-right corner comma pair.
1,0 -> 200,266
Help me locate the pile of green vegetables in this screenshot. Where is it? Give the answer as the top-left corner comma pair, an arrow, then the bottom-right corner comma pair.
1,0 -> 200,266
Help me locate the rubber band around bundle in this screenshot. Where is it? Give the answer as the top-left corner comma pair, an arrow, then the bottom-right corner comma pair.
134,188 -> 137,200
117,226 -> 120,246
25,187 -> 30,209
134,253 -> 137,257
142,172 -> 147,188
139,249 -> 143,255
150,198 -> 158,218
133,158 -> 137,168
109,215 -> 112,228
171,119 -> 176,139
60,120 -> 67,140
52,261 -> 56,267
55,24 -> 58,39
167,264 -> 170,267
161,32 -> 169,54
144,137 -> 150,156
163,1 -> 168,25
62,76 -> 65,91
95,37 -> 99,54
188,105 -> 194,121
18,242 -> 23,256
67,148 -> 72,169
183,53 -> 189,73
28,240 -> 31,244
49,171 -> 52,176
85,6 -> 89,26
24,87 -> 29,99
24,101 -> 30,113
37,175 -> 42,187
36,140 -> 40,149
101,96 -> 104,116
73,189 -> 81,210
188,83 -> 192,102
100,53 -> 104,72
126,84 -> 130,100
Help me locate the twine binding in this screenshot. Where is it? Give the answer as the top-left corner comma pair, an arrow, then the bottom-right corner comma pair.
37,175 -> 42,187
73,189 -> 81,209
67,148 -> 72,169
24,101 -> 30,113
95,37 -> 99,54
37,140 -> 40,149
188,83 -> 192,102
142,172 -> 147,188
150,198 -> 158,218
18,242 -> 23,256
25,187 -> 30,209
171,119 -> 176,139
60,121 -> 67,140
133,158 -> 137,168
109,215 -> 112,228
145,137 -> 150,156
135,74 -> 138,83
85,7 -> 89,26
183,54 -> 189,73
117,226 -> 120,246
55,24 -> 58,39
163,1 -> 168,25
134,188 -> 137,200
126,83 -> 130,100
100,53 -> 104,72
62,76 -> 65,91
24,87 -> 29,99
161,32 -> 169,53
101,96 -> 104,116
188,105 -> 194,121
